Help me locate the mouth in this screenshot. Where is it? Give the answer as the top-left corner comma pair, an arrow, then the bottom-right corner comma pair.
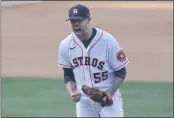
74,28 -> 82,33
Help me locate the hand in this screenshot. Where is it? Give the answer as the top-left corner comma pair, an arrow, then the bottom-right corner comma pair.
70,91 -> 81,103
101,90 -> 113,106
105,90 -> 113,101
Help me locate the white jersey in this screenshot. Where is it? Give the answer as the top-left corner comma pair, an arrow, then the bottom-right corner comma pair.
58,28 -> 129,97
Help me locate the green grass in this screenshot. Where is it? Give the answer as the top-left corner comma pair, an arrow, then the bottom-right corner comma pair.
1,78 -> 173,117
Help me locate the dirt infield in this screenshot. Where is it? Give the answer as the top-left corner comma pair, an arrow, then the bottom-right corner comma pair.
2,1 -> 173,82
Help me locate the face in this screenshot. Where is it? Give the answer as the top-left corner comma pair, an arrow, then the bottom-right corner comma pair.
70,18 -> 91,39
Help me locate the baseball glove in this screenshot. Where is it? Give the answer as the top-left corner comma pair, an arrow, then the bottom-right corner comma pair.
81,85 -> 113,106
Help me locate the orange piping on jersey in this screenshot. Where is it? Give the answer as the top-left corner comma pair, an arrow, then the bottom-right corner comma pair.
58,63 -> 73,68
88,30 -> 104,88
114,60 -> 129,71
73,36 -> 86,80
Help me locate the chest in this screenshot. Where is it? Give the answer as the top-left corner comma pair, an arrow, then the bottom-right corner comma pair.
69,40 -> 108,69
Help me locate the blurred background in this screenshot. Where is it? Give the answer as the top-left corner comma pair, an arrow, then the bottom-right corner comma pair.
1,1 -> 173,117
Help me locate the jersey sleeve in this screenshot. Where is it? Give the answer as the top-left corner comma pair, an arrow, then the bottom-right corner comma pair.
108,37 -> 129,71
58,41 -> 73,68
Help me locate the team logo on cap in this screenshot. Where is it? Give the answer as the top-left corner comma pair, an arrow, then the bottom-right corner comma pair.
73,9 -> 78,14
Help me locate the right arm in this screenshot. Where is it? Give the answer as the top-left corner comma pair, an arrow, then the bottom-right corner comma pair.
63,67 -> 81,103
58,39 -> 81,103
63,68 -> 76,96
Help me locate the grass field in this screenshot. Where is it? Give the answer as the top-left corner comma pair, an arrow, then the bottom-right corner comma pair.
1,78 -> 173,117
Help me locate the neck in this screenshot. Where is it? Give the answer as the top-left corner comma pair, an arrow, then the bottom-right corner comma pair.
82,26 -> 93,41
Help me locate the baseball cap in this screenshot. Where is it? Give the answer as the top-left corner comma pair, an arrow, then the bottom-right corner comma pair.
66,4 -> 90,21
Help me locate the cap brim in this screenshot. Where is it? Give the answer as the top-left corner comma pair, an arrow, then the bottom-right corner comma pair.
66,16 -> 85,21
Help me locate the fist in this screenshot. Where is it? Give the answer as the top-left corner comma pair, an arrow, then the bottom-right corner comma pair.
70,91 -> 81,103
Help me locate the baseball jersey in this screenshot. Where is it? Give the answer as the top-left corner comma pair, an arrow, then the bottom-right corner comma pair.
58,28 -> 129,96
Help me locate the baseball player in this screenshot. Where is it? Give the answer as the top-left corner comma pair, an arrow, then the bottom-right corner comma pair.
58,4 -> 129,117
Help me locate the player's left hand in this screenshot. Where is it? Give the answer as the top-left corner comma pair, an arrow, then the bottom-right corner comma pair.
81,85 -> 113,106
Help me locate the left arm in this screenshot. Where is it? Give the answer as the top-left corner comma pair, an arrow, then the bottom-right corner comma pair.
107,67 -> 127,96
106,35 -> 129,97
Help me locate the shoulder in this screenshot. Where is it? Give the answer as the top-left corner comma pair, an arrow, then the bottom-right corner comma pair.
95,28 -> 119,45
59,33 -> 74,48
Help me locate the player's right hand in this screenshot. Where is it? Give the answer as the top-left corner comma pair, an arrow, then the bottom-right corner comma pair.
70,91 -> 81,103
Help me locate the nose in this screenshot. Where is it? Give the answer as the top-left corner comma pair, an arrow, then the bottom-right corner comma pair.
74,20 -> 79,25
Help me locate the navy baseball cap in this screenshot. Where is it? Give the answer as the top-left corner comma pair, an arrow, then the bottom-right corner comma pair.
66,4 -> 90,21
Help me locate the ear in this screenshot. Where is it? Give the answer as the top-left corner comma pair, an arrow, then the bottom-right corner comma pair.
88,18 -> 91,22
87,18 -> 91,24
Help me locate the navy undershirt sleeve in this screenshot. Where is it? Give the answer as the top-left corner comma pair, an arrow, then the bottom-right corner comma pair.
114,67 -> 127,80
63,67 -> 75,83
